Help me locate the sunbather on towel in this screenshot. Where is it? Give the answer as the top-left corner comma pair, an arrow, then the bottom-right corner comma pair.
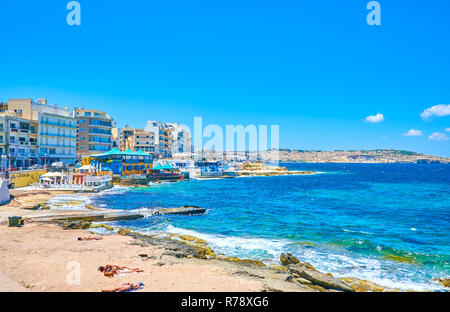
78,236 -> 103,241
101,282 -> 144,292
98,265 -> 144,277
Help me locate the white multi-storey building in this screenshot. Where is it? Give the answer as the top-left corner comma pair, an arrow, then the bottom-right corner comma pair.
0,115 -> 39,168
166,122 -> 192,155
38,112 -> 77,165
145,121 -> 192,158
7,99 -> 77,165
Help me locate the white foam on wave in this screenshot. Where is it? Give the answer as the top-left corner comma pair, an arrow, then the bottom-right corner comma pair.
45,194 -> 93,210
98,186 -> 130,195
126,207 -> 163,218
163,225 -> 288,259
133,224 -> 445,291
342,229 -> 373,235
291,245 -> 443,291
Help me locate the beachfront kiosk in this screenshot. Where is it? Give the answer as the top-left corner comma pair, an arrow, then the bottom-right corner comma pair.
87,148 -> 153,177
148,162 -> 184,182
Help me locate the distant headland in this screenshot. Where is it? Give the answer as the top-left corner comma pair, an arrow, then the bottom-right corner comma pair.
260,149 -> 450,164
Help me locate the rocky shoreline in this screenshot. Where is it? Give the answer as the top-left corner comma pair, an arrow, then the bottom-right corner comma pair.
1,189 -> 447,292
61,218 -> 402,292
236,170 -> 317,177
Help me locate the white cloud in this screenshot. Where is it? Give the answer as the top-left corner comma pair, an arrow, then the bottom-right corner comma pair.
365,113 -> 384,123
421,104 -> 450,119
403,129 -> 423,137
446,128 -> 450,132
428,132 -> 449,141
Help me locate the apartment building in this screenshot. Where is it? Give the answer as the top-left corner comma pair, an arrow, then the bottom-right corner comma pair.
145,121 -> 169,157
145,121 -> 192,158
112,127 -> 120,149
0,117 -> 5,156
0,115 -> 38,168
119,126 -> 155,155
119,126 -> 135,151
0,102 -> 8,113
167,122 -> 192,155
159,126 -> 173,158
73,108 -> 114,158
7,99 -> 77,165
126,129 -> 155,154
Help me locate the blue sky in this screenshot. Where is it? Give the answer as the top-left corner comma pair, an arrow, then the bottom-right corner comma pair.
0,0 -> 449,156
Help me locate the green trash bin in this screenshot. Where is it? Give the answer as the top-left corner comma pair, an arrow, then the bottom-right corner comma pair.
8,216 -> 24,227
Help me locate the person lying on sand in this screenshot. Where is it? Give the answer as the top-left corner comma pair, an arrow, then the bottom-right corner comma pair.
98,265 -> 144,277
101,282 -> 145,292
78,236 -> 103,241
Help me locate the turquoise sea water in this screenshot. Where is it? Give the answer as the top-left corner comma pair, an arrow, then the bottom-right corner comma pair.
90,163 -> 450,291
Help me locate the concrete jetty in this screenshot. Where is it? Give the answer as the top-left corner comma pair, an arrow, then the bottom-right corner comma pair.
149,206 -> 206,216
25,206 -> 206,223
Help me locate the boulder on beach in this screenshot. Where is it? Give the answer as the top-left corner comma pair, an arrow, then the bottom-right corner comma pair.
62,220 -> 92,229
434,278 -> 450,288
280,253 -> 316,271
118,228 -> 132,236
342,277 -> 387,292
288,264 -> 355,292
280,253 -> 300,266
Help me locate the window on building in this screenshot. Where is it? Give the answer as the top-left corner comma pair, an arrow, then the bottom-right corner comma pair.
19,122 -> 30,130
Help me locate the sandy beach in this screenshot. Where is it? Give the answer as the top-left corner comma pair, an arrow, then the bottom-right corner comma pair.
0,223 -> 268,292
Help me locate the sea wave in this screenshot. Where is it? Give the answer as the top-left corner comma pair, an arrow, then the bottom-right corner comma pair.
44,194 -> 93,210
342,228 -> 373,235
97,186 -> 131,195
132,224 -> 446,291
162,225 -> 288,260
